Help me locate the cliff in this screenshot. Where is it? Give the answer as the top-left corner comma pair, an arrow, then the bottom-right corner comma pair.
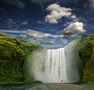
79,34 -> 94,84
0,34 -> 40,84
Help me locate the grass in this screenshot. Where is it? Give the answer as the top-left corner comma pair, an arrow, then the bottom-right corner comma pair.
79,34 -> 94,84
0,34 -> 39,84
0,33 -> 94,84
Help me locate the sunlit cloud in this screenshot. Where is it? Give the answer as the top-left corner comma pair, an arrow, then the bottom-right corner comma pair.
18,29 -> 52,39
63,21 -> 85,38
45,3 -> 76,24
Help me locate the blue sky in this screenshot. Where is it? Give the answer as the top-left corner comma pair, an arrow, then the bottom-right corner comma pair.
0,0 -> 94,48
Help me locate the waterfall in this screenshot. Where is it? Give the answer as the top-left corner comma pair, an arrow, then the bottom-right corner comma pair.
28,48 -> 68,83
64,40 -> 82,83
44,48 -> 67,83
27,40 -> 82,83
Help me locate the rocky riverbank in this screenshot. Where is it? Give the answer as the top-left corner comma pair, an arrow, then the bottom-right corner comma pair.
0,84 -> 94,90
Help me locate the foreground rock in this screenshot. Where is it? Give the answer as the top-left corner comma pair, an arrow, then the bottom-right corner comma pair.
0,84 -> 94,90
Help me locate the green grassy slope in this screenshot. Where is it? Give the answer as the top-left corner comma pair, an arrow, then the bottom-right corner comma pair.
79,34 -> 94,84
0,34 -> 39,84
1,33 -> 94,84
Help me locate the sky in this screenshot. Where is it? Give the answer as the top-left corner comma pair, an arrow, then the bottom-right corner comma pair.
0,0 -> 94,48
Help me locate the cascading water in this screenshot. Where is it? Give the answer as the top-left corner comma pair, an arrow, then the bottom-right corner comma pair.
44,48 -> 67,83
27,40 -> 82,83
28,48 -> 68,83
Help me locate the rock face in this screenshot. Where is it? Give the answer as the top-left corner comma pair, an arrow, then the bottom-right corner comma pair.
79,34 -> 94,84
0,34 -> 39,84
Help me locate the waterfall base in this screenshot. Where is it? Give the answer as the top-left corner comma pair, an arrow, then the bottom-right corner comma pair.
27,41 -> 82,83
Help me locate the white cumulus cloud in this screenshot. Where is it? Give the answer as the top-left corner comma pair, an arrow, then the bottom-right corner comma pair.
64,21 -> 85,36
45,3 -> 76,24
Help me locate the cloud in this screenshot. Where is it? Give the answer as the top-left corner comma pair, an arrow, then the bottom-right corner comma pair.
18,29 -> 63,39
45,3 -> 76,24
6,18 -> 15,27
30,0 -> 80,5
30,0 -> 50,5
63,21 -> 85,37
83,0 -> 94,12
71,15 -> 76,19
0,30 -> 26,34
88,0 -> 94,9
18,21 -> 85,42
16,0 -> 25,9
24,29 -> 65,39
18,29 -> 52,39
18,34 -> 27,39
18,29 -> 69,45
27,29 -> 44,38
1,0 -> 25,9
37,20 -> 45,24
21,21 -> 28,25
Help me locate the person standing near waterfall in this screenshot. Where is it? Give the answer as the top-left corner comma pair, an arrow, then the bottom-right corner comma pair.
61,80 -> 63,83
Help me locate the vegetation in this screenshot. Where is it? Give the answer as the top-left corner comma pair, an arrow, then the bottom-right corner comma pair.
1,33 -> 94,84
79,34 -> 94,84
0,34 -> 39,84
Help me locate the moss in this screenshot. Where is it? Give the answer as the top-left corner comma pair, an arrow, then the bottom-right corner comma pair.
79,43 -> 93,63
0,34 -> 39,84
81,49 -> 94,84
79,34 -> 94,84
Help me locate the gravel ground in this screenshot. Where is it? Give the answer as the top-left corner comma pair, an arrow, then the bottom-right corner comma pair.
0,84 -> 94,90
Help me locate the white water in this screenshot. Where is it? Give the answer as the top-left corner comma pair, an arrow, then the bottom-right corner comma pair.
27,41 -> 82,83
44,48 -> 67,83
64,40 -> 82,83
